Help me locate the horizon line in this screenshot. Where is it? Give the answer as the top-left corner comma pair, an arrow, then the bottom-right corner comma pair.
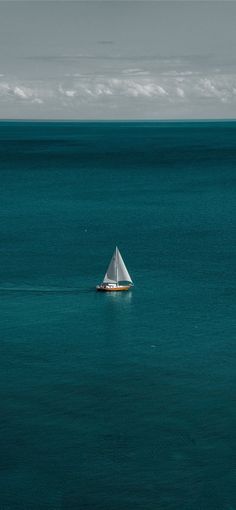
0,118 -> 236,123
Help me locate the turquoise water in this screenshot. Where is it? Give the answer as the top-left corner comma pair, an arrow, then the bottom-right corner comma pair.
0,121 -> 236,509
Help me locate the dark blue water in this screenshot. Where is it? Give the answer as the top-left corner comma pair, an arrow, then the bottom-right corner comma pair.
1,121 -> 236,510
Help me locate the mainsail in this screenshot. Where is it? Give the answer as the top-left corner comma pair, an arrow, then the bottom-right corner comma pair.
103,247 -> 133,284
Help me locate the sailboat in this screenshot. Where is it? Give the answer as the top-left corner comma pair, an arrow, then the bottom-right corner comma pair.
96,247 -> 133,291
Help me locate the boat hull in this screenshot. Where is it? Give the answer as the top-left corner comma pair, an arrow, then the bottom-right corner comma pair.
96,285 -> 131,292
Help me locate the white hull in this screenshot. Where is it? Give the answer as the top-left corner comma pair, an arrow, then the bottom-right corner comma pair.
96,283 -> 131,292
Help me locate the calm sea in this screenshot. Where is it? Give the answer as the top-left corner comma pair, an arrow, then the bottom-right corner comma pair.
0,121 -> 236,510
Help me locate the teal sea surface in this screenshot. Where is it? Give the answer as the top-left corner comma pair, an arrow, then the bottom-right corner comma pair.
0,121 -> 236,510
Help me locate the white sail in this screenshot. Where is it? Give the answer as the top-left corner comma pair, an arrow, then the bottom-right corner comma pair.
116,248 -> 133,283
103,247 -> 133,284
103,249 -> 117,283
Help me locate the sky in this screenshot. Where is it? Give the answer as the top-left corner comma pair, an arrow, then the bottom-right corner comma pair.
0,1 -> 236,119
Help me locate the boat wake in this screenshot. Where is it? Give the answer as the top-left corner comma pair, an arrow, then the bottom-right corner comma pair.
0,286 -> 91,294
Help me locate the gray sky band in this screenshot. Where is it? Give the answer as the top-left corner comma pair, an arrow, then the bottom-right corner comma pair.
0,1 -> 236,119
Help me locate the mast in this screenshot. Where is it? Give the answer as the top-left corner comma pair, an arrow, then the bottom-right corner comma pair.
116,246 -> 118,285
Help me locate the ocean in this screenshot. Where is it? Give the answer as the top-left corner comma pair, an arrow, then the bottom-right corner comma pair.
0,120 -> 236,510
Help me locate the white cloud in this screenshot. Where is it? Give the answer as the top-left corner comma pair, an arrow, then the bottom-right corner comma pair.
198,78 -> 218,96
0,81 -> 45,105
13,86 -> 29,99
32,98 -> 43,104
194,77 -> 232,103
1,71 -> 236,117
58,85 -> 77,98
156,85 -> 168,96
122,68 -> 150,76
58,77 -> 169,99
100,78 -> 168,98
65,90 -> 76,97
95,84 -> 113,96
163,70 -> 197,77
176,87 -> 185,98
0,82 -> 10,96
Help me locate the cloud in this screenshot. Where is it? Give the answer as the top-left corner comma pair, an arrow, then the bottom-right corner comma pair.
194,77 -> 231,102
163,70 -> 199,77
95,84 -> 113,96
22,54 -> 198,65
32,98 -> 43,104
58,85 -> 77,97
0,82 -> 10,96
176,87 -> 185,98
13,86 -> 29,99
64,90 -> 76,97
122,68 -> 150,76
1,70 -> 236,117
57,78 -> 169,99
105,78 -> 168,98
0,81 -> 44,104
